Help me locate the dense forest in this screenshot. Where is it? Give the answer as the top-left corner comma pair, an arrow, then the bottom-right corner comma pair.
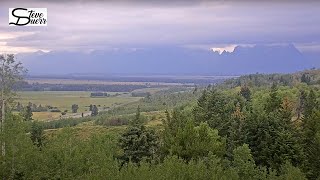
1,56 -> 320,179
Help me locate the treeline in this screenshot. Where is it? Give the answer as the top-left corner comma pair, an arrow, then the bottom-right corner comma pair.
25,75 -> 226,84
14,102 -> 61,112
16,82 -> 162,92
224,69 -> 320,88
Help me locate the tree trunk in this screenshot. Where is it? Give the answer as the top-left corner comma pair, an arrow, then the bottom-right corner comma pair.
1,61 -> 5,157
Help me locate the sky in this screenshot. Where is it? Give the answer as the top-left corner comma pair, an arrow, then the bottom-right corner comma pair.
0,0 -> 320,54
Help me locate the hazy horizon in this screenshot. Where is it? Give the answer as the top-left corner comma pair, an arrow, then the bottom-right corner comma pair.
1,0 -> 320,75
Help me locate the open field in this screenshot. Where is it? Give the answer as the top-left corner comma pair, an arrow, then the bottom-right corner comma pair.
16,91 -> 142,120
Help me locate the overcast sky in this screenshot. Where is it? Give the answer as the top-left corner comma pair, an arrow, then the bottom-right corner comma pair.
0,0 -> 320,54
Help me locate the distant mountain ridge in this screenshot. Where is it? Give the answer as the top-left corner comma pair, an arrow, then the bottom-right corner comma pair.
17,44 -> 319,75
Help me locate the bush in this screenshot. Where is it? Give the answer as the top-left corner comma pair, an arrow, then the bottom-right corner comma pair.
50,109 -> 61,112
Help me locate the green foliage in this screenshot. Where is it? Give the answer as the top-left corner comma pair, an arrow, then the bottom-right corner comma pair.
71,104 -> 79,113
301,110 -> 320,179
91,105 -> 98,116
118,125 -> 159,165
279,162 -> 307,180
193,88 -> 235,136
130,106 -> 145,127
41,116 -> 93,129
243,110 -> 304,171
301,73 -> 311,84
264,83 -> 282,113
3,68 -> 320,179
20,105 -> 33,121
30,121 -> 45,148
240,86 -> 251,102
232,144 -> 258,180
162,109 -> 225,161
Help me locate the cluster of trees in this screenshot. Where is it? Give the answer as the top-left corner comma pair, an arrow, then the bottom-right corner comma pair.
90,92 -> 110,97
18,83 -> 156,92
131,91 -> 151,97
1,55 -> 319,179
15,102 -> 62,113
116,84 -> 319,179
15,102 -> 47,112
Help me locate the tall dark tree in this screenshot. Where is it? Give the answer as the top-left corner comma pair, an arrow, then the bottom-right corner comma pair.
227,103 -> 245,157
21,105 -> 33,121
193,88 -> 234,136
16,102 -> 23,112
301,91 -> 320,179
243,109 -> 303,171
119,115 -> 159,165
265,83 -> 282,113
91,105 -> 98,116
71,104 -> 79,113
301,73 -> 311,84
240,85 -> 251,102
30,122 -> 45,149
130,106 -> 143,127
297,90 -> 307,120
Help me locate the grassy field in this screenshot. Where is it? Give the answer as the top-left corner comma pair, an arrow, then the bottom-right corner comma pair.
16,91 -> 142,120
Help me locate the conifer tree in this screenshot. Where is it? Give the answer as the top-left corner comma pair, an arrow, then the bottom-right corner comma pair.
91,105 -> 98,116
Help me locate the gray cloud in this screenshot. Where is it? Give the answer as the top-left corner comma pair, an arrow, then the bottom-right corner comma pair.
0,0 -> 320,53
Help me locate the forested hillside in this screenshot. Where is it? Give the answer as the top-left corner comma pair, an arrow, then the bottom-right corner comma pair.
1,62 -> 320,179
224,69 -> 320,87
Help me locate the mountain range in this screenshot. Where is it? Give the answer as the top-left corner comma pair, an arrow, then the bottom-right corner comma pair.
17,44 -> 320,75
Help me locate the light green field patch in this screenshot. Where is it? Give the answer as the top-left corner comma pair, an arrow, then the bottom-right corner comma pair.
16,91 -> 142,120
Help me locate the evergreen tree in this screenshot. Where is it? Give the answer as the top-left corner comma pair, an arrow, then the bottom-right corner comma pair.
16,102 -> 23,112
21,105 -> 33,121
301,110 -> 320,179
304,89 -> 317,118
30,122 -> 45,149
71,104 -> 79,113
232,144 -> 258,180
119,125 -> 159,165
240,85 -> 251,102
243,111 -> 303,171
264,83 -> 282,113
297,90 -> 307,120
227,103 -> 245,157
301,73 -> 311,84
193,88 -> 234,136
91,105 -> 98,116
163,111 -> 225,161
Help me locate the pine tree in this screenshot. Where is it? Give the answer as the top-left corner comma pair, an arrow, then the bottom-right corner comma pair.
71,104 -> 79,113
227,103 -> 245,157
297,90 -> 307,120
265,83 -> 282,113
91,105 -> 98,116
30,122 -> 45,149
21,105 -> 33,121
119,108 -> 159,166
240,85 -> 251,102
301,73 -> 311,84
130,106 -> 143,127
